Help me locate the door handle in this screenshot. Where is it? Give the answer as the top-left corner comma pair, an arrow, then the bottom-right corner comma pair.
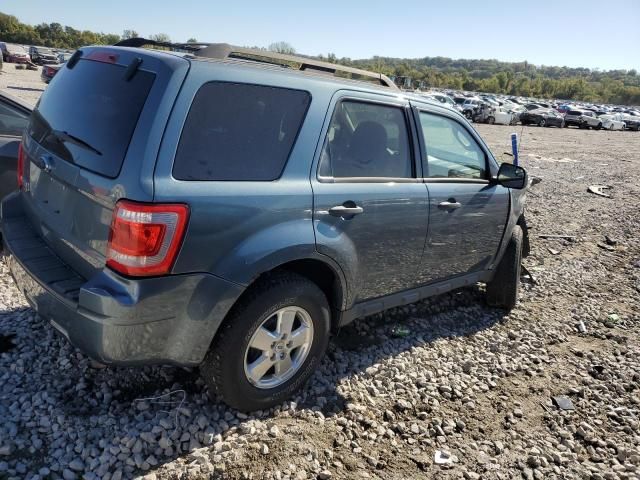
329,204 -> 364,217
438,201 -> 462,211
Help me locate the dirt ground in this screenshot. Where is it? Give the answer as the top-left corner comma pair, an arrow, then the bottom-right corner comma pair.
0,67 -> 639,480
0,65 -> 43,105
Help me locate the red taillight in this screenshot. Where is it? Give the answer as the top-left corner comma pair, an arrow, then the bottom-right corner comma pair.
106,200 -> 189,277
17,142 -> 24,189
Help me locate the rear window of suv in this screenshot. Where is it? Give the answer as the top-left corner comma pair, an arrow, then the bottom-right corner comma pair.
567,110 -> 583,116
28,59 -> 155,178
173,82 -> 310,181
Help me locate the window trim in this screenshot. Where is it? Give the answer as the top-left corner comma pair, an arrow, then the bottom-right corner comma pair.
316,97 -> 419,184
413,107 -> 491,183
0,96 -> 31,138
171,81 -> 312,182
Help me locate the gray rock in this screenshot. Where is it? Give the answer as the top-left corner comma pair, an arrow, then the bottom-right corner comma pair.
68,458 -> 84,472
62,469 -> 76,480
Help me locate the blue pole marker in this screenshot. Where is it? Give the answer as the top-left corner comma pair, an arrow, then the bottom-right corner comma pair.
511,133 -> 519,166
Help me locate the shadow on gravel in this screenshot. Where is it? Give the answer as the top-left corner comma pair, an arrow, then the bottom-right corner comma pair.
298,285 -> 508,416
0,284 -> 507,477
5,86 -> 45,92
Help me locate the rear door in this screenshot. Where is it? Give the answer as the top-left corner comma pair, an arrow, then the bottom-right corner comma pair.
0,93 -> 31,201
20,48 -> 189,279
312,92 -> 429,303
411,104 -> 509,283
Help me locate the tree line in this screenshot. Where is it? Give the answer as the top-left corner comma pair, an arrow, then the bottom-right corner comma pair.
1,11 -> 638,105
330,56 -> 640,106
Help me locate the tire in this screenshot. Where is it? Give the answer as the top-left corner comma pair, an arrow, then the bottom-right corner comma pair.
609,124 -> 614,131
486,225 -> 523,310
488,116 -> 495,125
538,118 -> 546,127
201,272 -> 331,411
596,123 -> 602,130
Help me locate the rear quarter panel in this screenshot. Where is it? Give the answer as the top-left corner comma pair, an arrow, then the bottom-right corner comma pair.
154,62 -> 339,286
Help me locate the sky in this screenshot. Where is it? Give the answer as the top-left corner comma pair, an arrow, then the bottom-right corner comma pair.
3,0 -> 640,71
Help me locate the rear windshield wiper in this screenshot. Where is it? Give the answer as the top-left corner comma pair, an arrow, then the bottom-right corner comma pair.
51,129 -> 102,156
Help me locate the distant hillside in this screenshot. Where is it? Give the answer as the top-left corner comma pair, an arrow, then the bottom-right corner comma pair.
325,55 -> 640,105
1,10 -> 638,105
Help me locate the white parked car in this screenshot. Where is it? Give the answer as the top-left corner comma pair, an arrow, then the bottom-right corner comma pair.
599,114 -> 626,131
580,111 -> 605,130
491,107 -> 517,125
422,93 -> 461,112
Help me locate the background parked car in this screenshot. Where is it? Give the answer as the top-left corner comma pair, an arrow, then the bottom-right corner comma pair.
41,63 -> 62,84
490,106 -> 517,125
621,113 -> 640,131
428,92 -> 462,111
0,43 -> 30,63
57,52 -> 72,63
580,111 -> 604,130
599,114 -> 626,131
29,46 -> 58,65
564,109 -> 587,128
520,109 -> 565,127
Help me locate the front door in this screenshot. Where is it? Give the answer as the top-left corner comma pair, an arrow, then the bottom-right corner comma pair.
412,106 -> 510,284
312,93 -> 429,304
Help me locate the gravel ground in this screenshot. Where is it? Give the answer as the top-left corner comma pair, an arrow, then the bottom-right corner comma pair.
0,69 -> 639,479
0,66 -> 43,105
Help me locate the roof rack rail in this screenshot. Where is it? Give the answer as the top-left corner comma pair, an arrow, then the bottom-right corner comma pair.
115,37 -> 207,52
114,38 -> 398,90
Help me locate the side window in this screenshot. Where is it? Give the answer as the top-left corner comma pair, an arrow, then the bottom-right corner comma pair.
173,82 -> 310,181
0,100 -> 29,137
319,100 -> 413,179
419,111 -> 487,180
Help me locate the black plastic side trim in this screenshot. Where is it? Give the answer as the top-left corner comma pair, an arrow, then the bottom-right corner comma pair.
337,270 -> 493,326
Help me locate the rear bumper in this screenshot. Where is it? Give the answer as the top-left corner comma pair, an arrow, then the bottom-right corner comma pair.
1,192 -> 245,366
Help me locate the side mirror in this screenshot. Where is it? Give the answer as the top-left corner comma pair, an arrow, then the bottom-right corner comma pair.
495,162 -> 527,189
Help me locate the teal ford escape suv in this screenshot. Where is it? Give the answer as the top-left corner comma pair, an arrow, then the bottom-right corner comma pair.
1,40 -> 529,411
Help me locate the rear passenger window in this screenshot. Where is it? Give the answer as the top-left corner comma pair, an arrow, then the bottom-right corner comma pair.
319,101 -> 413,179
173,82 -> 310,181
419,112 -> 486,179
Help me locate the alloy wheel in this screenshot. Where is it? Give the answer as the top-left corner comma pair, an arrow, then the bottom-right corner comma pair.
243,306 -> 314,389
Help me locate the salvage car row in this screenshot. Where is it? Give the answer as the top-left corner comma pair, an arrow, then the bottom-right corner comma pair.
0,42 -> 71,65
420,90 -> 640,130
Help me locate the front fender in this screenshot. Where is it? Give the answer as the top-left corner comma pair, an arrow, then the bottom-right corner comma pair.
489,185 -> 528,270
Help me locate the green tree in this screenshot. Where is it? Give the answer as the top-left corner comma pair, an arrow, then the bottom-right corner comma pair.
150,33 -> 171,43
268,41 -> 295,54
122,29 -> 139,39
